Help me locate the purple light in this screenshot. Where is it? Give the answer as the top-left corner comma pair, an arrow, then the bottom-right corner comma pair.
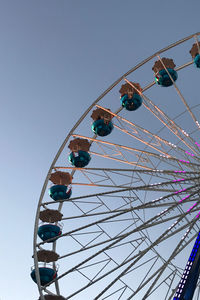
173,179 -> 185,182
185,151 -> 195,157
179,195 -> 190,203
175,188 -> 187,194
195,142 -> 200,147
187,202 -> 197,212
179,159 -> 190,163
174,170 -> 186,173
196,211 -> 200,218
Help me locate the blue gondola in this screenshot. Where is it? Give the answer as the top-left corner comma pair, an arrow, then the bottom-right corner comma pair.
49,184 -> 72,201
31,267 -> 57,286
194,54 -> 200,68
92,119 -> 113,136
155,68 -> 178,87
68,150 -> 91,168
38,224 -> 61,242
120,93 -> 142,111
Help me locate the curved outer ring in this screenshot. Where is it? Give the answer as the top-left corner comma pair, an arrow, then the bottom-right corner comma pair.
33,32 -> 200,300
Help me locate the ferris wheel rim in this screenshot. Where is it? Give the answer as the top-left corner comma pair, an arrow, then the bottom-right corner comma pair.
33,32 -> 200,300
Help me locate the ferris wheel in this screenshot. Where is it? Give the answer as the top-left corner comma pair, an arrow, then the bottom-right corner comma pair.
32,32 -> 200,300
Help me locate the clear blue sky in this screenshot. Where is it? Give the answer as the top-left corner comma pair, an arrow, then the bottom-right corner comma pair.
0,1 -> 199,299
